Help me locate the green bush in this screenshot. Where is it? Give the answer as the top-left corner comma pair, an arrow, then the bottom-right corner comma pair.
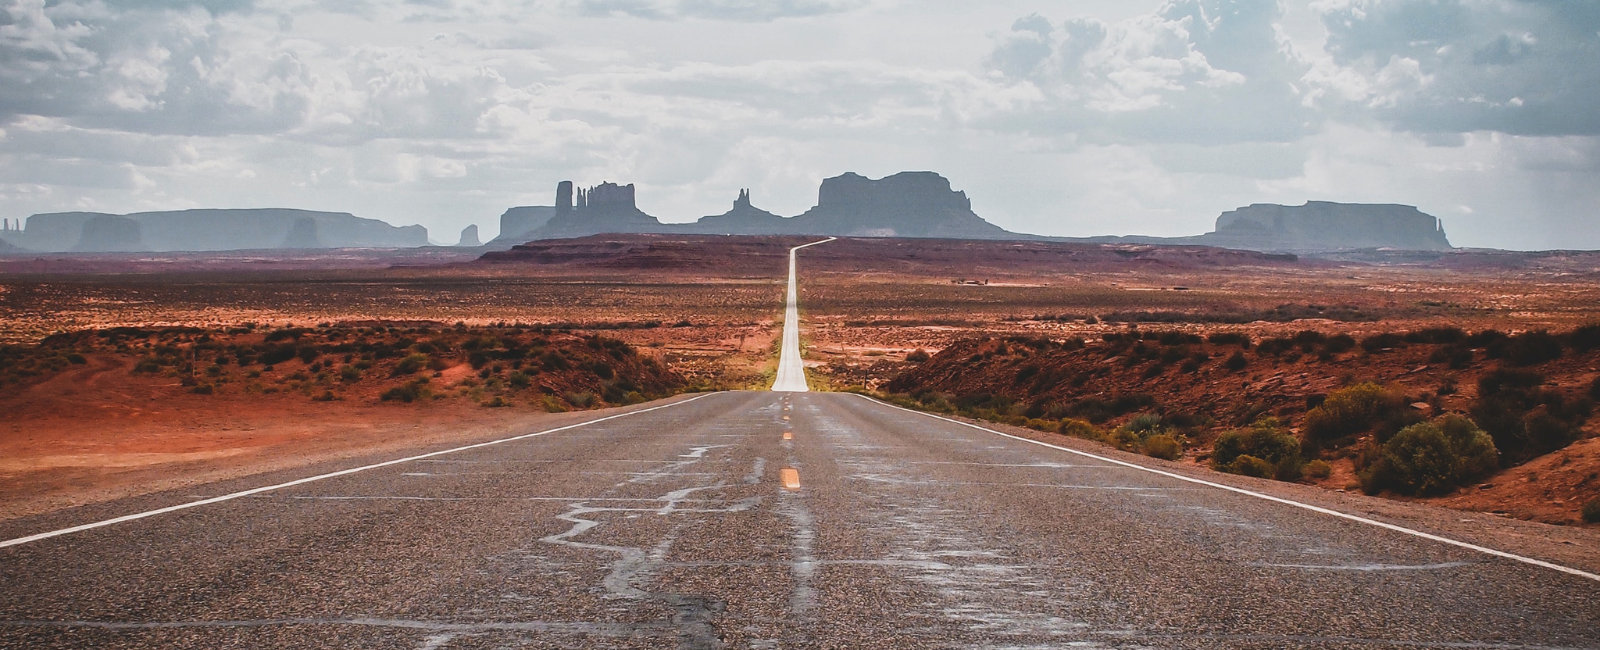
340,365 -> 361,383
1583,496 -> 1600,524
1302,382 -> 1414,448
564,391 -> 596,408
1472,369 -> 1592,464
1224,351 -> 1248,371
1212,418 -> 1304,482
1058,418 -> 1101,441
906,349 -> 931,363
1305,459 -> 1332,479
1225,455 -> 1275,478
1142,434 -> 1183,460
392,353 -> 429,376
1359,416 -> 1499,496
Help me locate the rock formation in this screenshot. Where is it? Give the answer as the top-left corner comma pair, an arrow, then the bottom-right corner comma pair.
457,224 -> 481,247
683,189 -> 792,235
74,215 -> 146,252
1198,202 -> 1453,251
4,209 -> 428,252
491,206 -> 557,246
515,171 -> 1023,242
526,181 -> 673,240
782,172 -> 1013,239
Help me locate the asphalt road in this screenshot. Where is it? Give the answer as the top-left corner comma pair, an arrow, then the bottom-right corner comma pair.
1,389 -> 1597,649
771,238 -> 833,393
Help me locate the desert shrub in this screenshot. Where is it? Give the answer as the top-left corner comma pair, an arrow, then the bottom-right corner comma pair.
483,396 -> 509,408
1405,327 -> 1466,345
1499,330 -> 1563,366
258,343 -> 298,366
381,385 -> 418,402
1360,333 -> 1406,353
1358,416 -> 1499,496
1212,418 -> 1304,481
564,391 -> 596,408
508,370 -> 532,389
1225,455 -> 1275,478
541,350 -> 571,372
906,349 -> 931,363
1567,324 -> 1600,352
1302,382 -> 1417,450
263,328 -> 304,342
132,358 -> 162,373
1256,337 -> 1293,356
190,384 -> 214,395
1590,376 -> 1600,401
393,353 -> 430,376
1223,351 -> 1248,371
1583,496 -> 1600,524
1323,334 -> 1356,354
1142,434 -> 1183,460
1207,332 -> 1252,348
585,360 -> 615,380
297,346 -> 319,364
1472,369 -> 1593,464
66,353 -> 86,364
1305,459 -> 1332,479
312,390 -> 335,402
1014,364 -> 1040,384
541,395 -> 568,413
1058,418 -> 1102,441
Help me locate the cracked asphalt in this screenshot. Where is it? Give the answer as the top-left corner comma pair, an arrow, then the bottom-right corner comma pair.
1,390 -> 1597,649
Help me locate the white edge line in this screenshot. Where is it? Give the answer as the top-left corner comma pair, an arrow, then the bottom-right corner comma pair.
852,393 -> 1600,583
0,393 -> 719,550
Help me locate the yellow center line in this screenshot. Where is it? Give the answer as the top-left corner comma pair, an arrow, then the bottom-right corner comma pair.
783,431 -> 793,441
780,467 -> 801,489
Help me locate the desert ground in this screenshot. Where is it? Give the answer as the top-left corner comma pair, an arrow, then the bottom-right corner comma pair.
3,235 -> 1598,526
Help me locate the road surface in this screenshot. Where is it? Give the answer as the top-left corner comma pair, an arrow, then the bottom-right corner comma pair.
1,390 -> 1597,648
770,238 -> 833,392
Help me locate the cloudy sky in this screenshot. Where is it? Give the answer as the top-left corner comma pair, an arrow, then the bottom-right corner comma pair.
2,0 -> 1597,249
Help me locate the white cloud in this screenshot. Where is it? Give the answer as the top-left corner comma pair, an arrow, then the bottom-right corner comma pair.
0,0 -> 1595,249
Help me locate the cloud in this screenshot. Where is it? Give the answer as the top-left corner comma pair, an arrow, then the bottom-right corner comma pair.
1311,0 -> 1600,135
982,0 -> 1314,144
567,0 -> 864,22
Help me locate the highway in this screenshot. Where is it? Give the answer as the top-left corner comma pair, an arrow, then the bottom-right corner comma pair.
771,237 -> 833,392
0,239 -> 1597,648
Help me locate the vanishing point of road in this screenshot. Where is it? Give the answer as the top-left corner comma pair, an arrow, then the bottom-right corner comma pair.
0,240 -> 1596,648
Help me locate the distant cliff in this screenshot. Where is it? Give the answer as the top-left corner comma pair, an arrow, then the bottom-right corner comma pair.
508,172 -> 1023,243
490,206 -> 557,246
3,209 -> 428,252
1199,202 -> 1452,251
784,172 -> 1013,239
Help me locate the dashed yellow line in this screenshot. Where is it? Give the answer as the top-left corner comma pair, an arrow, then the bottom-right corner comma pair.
780,467 -> 801,490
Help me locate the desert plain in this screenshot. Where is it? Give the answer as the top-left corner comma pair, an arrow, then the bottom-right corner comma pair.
2,235 -> 1598,530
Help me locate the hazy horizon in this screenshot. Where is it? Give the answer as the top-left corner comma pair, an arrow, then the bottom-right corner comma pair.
3,0 -> 1597,250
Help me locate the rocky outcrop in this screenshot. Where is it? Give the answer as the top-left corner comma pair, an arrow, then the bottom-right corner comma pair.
526,181 -> 673,240
682,189 -> 792,235
457,224 -> 481,247
783,172 -> 1013,239
5,209 -> 428,252
1199,202 -> 1453,251
517,172 -> 1024,241
491,206 -> 557,246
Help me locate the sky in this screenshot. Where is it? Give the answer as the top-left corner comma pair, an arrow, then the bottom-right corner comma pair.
1,0 -> 1597,249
